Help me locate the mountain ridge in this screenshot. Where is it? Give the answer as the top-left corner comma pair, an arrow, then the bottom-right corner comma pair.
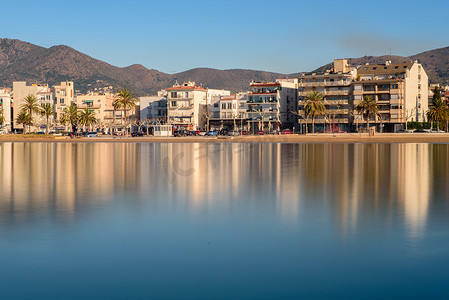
0,38 -> 448,96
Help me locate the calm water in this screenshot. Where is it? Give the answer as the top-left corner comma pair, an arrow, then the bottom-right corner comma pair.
0,142 -> 449,299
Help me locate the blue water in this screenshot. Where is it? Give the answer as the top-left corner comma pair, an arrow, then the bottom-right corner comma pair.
0,142 -> 448,299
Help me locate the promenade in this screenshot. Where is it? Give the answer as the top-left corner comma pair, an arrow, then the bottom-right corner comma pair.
1,133 -> 449,144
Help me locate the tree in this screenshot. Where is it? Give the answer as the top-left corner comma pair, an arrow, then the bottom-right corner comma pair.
60,104 -> 80,132
16,111 -> 32,134
304,91 -> 325,133
20,95 -> 40,132
355,95 -> 379,132
116,88 -> 136,135
427,87 -> 449,131
0,106 -> 4,127
40,103 -> 54,134
78,109 -> 98,131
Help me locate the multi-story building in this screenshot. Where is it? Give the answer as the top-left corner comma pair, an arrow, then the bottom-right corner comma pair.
166,81 -> 230,130
276,78 -> 299,128
0,88 -> 12,132
297,59 -> 356,131
75,92 -> 127,133
53,81 -> 74,122
140,95 -> 167,124
12,81 -> 54,132
247,82 -> 281,132
209,93 -> 248,130
354,60 -> 428,131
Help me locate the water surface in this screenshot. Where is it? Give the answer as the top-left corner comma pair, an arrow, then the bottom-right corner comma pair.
0,142 -> 449,299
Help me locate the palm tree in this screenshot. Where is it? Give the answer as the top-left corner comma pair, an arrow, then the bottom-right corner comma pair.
16,111 -> 32,134
60,104 -> 80,132
20,95 -> 40,132
427,97 -> 449,131
78,109 -> 98,131
355,95 -> 379,132
304,91 -> 325,133
116,88 -> 136,135
40,103 -> 54,134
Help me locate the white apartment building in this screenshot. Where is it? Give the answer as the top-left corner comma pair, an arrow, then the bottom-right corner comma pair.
0,88 -> 12,132
209,93 -> 247,130
166,81 -> 230,130
140,95 -> 167,124
276,78 -> 299,127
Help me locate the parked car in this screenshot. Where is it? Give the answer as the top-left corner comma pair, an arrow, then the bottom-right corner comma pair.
258,131 -> 265,135
189,130 -> 200,136
396,129 -> 411,133
205,130 -> 218,136
84,132 -> 98,137
131,131 -> 144,137
198,131 -> 207,136
174,129 -> 190,137
281,129 -> 292,134
228,130 -> 239,136
219,129 -> 229,136
413,129 -> 429,133
240,130 -> 249,135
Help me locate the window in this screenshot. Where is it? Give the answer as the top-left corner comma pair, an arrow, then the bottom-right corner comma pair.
373,67 -> 377,70
418,75 -> 421,81
394,66 -> 399,69
354,95 -> 362,100
363,67 -> 368,71
171,92 -> 177,98
60,98 -> 64,104
171,101 -> 177,106
227,103 -> 232,109
391,84 -> 398,89
391,94 -> 399,100
222,103 -> 226,109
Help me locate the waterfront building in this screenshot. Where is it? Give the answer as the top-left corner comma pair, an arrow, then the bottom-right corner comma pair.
297,59 -> 357,132
12,81 -> 53,132
53,81 -> 74,123
166,81 -> 230,130
140,95 -> 167,125
0,88 -> 12,132
247,82 -> 282,132
354,60 -> 428,131
209,93 -> 248,130
276,78 -> 299,128
75,92 -> 125,133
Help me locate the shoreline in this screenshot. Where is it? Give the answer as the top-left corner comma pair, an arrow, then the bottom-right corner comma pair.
1,133 -> 449,144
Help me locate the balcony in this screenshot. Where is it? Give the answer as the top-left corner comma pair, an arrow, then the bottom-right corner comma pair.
78,104 -> 100,109
324,90 -> 349,96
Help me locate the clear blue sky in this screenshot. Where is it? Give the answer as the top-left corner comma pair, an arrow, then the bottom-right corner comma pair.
3,0 -> 448,74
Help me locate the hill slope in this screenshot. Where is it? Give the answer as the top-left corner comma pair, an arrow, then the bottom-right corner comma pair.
1,38 -> 448,96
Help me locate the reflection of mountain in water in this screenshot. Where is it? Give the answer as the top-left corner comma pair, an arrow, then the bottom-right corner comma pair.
0,142 -> 447,238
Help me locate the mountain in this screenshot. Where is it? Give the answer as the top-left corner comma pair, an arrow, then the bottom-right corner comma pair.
313,47 -> 449,85
0,38 -> 288,95
1,38 -> 449,96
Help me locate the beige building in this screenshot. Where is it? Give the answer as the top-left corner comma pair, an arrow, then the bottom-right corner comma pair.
75,92 -> 127,133
53,81 -> 74,122
355,60 -> 428,131
209,93 -> 248,130
12,81 -> 53,131
297,59 -> 357,131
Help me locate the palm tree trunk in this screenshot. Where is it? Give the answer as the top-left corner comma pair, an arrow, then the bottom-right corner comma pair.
367,115 -> 370,135
312,117 -> 315,134
46,116 -> 49,134
124,109 -> 127,135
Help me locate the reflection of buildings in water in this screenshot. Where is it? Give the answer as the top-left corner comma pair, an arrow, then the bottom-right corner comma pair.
0,143 -> 141,223
396,144 -> 430,239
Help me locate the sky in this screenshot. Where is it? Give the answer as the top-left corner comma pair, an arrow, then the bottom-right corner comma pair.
2,0 -> 448,74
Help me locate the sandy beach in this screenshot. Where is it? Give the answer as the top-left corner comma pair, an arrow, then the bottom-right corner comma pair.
1,133 -> 449,144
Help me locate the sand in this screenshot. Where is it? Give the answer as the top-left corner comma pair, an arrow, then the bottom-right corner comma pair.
0,133 -> 449,144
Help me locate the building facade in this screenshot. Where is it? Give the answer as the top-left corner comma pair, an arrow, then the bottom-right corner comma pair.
0,88 -> 12,132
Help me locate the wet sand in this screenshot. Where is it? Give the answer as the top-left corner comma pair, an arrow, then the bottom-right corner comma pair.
1,133 -> 449,143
